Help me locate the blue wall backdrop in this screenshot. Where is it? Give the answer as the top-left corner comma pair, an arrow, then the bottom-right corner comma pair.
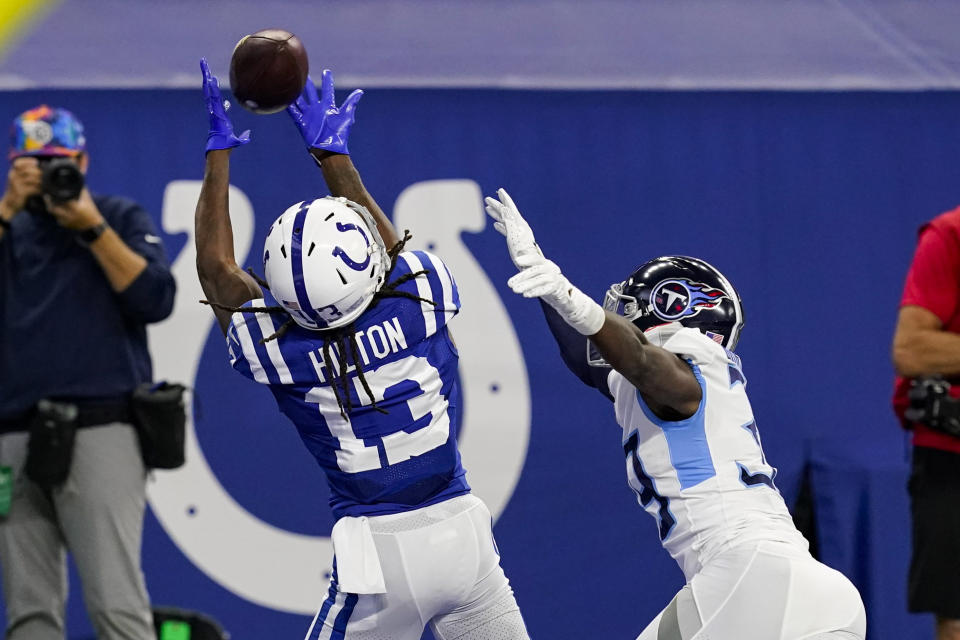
0,88 -> 955,639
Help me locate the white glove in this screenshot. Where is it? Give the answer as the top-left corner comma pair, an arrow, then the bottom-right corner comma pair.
486,188 -> 606,336
484,188 -> 544,268
507,253 -> 564,298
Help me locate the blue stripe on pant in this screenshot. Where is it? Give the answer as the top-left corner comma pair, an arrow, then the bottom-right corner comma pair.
330,594 -> 359,640
310,561 -> 340,640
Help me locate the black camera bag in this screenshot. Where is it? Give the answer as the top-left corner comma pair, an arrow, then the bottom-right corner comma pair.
131,382 -> 187,469
25,400 -> 79,488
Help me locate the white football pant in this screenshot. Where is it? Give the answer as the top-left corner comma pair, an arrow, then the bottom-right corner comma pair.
304,494 -> 529,640
636,541 -> 866,640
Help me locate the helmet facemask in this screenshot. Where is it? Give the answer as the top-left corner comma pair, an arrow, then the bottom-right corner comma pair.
587,281 -> 660,367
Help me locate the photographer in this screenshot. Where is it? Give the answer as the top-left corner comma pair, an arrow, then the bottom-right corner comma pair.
892,204 -> 960,640
0,105 -> 174,639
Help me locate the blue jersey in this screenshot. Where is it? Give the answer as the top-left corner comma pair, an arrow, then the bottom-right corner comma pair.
226,251 -> 469,519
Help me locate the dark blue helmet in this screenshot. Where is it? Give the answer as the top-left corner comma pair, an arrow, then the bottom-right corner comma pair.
590,256 -> 744,363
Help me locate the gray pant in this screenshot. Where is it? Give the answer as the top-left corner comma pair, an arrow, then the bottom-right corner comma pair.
0,423 -> 153,640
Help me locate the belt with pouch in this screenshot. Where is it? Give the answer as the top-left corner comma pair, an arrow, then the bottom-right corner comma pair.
0,396 -> 132,434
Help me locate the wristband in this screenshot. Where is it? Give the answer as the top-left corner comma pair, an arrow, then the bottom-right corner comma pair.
546,280 -> 607,336
0,217 -> 9,230
77,221 -> 108,245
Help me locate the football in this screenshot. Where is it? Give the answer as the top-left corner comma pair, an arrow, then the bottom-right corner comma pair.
229,29 -> 308,114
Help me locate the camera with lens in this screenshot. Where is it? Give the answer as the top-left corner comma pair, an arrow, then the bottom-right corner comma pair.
24,157 -> 85,215
907,376 -> 960,437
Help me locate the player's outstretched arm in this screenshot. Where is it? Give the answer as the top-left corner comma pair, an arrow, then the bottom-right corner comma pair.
195,59 -> 262,333
539,300 -> 614,400
591,312 -> 701,418
486,188 -> 701,419
287,70 -> 399,249
314,154 -> 398,250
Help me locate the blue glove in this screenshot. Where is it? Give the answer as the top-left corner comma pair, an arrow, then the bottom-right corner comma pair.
201,58 -> 251,153
287,69 -> 363,155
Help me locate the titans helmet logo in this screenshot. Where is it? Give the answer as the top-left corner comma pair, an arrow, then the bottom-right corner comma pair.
651,278 -> 727,321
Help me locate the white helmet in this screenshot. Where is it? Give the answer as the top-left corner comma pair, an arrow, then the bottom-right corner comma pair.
263,196 -> 390,330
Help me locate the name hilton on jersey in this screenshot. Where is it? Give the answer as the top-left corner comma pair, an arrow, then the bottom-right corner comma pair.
307,316 -> 408,382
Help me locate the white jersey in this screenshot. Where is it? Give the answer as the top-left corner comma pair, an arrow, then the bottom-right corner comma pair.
608,323 -> 808,580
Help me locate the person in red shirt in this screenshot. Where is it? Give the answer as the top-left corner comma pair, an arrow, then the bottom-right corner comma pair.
892,205 -> 960,640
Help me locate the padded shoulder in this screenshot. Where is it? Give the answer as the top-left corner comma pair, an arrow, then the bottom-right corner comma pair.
659,325 -> 724,366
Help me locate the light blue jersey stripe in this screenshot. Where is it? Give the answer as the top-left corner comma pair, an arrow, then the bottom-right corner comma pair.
636,363 -> 715,491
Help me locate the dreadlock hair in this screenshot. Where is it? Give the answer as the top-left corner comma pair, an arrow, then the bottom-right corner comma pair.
201,230 -> 443,417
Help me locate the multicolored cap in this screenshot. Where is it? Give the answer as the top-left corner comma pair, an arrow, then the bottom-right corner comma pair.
9,105 -> 86,160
